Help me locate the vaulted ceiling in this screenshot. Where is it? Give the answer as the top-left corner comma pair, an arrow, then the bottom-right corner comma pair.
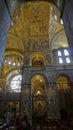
0,1 -> 69,90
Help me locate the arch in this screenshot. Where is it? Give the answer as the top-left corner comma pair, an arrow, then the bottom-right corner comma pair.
30,73 -> 47,84
4,51 -> 24,67
6,0 -> 62,16
6,33 -> 24,52
56,74 -> 73,118
31,74 -> 46,94
5,50 -> 23,58
11,1 -> 61,26
31,74 -> 47,116
56,74 -> 71,90
6,69 -> 22,92
55,73 -> 71,83
51,29 -> 69,50
31,52 -> 46,67
6,69 -> 22,84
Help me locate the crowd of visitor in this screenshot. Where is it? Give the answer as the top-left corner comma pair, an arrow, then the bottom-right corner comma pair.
0,111 -> 32,130
0,110 -> 73,130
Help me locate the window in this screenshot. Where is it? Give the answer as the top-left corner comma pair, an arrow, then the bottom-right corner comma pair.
56,49 -> 72,64
60,19 -> 63,25
10,75 -> 22,92
58,51 -> 62,56
59,57 -> 63,64
66,57 -> 71,63
64,49 -> 69,56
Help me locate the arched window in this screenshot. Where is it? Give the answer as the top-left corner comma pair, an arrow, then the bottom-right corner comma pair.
10,75 -> 22,92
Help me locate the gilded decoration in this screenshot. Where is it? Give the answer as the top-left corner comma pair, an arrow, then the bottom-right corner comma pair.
1,1 -> 69,90
57,75 -> 71,91
31,75 -> 46,113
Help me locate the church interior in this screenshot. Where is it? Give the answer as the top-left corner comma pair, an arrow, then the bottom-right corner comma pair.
0,0 -> 73,129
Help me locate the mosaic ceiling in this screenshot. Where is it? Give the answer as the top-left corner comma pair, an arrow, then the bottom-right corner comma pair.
1,1 -> 69,88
